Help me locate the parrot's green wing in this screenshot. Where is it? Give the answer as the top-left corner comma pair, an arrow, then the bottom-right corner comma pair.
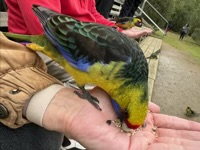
32,5 -> 142,72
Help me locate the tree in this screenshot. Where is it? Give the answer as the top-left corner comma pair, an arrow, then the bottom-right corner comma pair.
188,1 -> 200,34
191,28 -> 200,45
143,0 -> 174,29
143,0 -> 200,44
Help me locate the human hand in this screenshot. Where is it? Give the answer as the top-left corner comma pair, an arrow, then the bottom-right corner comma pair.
43,87 -> 200,150
121,27 -> 153,39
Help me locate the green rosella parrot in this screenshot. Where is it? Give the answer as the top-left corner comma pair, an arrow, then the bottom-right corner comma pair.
111,16 -> 142,29
3,5 -> 149,130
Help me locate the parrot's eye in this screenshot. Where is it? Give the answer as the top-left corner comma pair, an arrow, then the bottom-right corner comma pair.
124,109 -> 129,118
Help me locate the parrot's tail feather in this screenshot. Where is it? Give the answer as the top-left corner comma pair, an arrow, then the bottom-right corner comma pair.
3,32 -> 32,42
32,4 -> 59,27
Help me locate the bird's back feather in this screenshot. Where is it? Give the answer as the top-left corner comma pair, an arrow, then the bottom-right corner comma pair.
32,5 -> 141,72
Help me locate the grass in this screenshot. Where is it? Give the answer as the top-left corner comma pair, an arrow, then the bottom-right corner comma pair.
152,31 -> 200,61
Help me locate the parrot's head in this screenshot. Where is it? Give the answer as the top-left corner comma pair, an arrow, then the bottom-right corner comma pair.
119,84 -> 148,131
122,102 -> 148,131
133,16 -> 143,27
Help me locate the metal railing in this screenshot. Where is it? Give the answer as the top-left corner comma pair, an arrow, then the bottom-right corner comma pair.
0,12 -> 8,27
137,0 -> 168,35
110,0 -> 168,35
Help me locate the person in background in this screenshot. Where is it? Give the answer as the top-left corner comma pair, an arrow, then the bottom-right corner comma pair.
95,0 -> 114,18
179,24 -> 189,41
164,21 -> 173,35
119,0 -> 143,17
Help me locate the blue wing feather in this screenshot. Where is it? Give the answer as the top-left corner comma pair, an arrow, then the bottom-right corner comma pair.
45,17 -> 134,72
45,26 -> 92,71
111,99 -> 122,120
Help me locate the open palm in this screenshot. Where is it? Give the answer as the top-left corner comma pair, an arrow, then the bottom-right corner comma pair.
43,87 -> 200,150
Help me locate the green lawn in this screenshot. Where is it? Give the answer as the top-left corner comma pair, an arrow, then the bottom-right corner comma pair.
152,31 -> 200,61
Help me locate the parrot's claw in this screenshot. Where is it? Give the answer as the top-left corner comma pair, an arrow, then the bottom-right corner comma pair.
74,89 -> 102,111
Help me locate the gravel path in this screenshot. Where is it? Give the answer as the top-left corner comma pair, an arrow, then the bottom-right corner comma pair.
152,42 -> 200,122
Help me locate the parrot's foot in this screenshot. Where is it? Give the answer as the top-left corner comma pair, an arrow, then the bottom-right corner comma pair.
74,88 -> 102,111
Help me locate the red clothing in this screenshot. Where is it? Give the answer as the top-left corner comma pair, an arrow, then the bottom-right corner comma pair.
5,0 -> 119,34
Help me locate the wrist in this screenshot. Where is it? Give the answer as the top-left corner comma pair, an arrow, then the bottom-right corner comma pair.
42,87 -> 85,133
24,84 -> 64,126
42,88 -> 110,134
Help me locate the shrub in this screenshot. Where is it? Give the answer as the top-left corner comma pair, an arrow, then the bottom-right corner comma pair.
191,28 -> 200,45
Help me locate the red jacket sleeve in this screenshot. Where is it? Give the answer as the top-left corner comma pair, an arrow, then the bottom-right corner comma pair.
5,0 -> 61,34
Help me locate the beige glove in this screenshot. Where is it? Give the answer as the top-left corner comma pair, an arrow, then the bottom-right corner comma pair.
0,32 -> 62,128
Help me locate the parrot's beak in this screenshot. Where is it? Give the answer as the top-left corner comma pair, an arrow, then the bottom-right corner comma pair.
122,121 -> 135,132
122,119 -> 140,132
135,21 -> 142,27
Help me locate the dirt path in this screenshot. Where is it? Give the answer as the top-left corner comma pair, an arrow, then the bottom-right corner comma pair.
151,42 -> 200,122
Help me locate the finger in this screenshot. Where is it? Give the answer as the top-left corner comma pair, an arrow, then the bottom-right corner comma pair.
156,137 -> 200,147
130,124 -> 157,150
120,112 -> 157,150
148,102 -> 160,113
148,143 -> 198,150
130,132 -> 155,150
158,128 -> 200,141
153,113 -> 200,131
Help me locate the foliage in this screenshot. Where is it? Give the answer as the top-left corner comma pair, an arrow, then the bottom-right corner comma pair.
191,28 -> 200,45
143,0 -> 200,45
189,4 -> 200,34
143,0 -> 174,28
170,6 -> 188,31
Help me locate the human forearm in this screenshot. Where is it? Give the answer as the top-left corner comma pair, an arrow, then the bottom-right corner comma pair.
42,87 -> 130,150
24,84 -> 64,126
